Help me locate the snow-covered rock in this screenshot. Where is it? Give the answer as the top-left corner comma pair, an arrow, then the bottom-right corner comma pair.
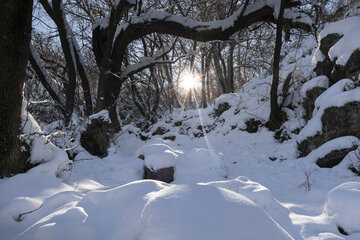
301,136 -> 359,168
136,142 -> 180,171
313,16 -> 360,82
297,81 -> 360,156
314,16 -> 360,66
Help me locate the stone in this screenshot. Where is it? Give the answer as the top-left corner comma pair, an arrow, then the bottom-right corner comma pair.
163,135 -> 176,141
80,118 -> 110,157
214,102 -> 230,117
298,101 -> 360,157
302,87 -> 327,120
245,119 -> 262,133
173,121 -> 183,127
316,146 -> 357,168
152,126 -> 169,136
315,34 -> 360,84
143,166 -> 174,183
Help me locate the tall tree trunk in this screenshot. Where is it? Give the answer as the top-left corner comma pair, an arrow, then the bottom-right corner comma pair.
0,0 -> 33,177
227,42 -> 235,92
213,53 -> 226,94
201,50 -> 207,108
72,39 -> 93,116
267,0 -> 286,130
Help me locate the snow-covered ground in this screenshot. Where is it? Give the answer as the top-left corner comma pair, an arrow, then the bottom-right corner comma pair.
1,118 -> 360,239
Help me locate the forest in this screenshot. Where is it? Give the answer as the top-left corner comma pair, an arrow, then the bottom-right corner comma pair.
1,0 -> 360,239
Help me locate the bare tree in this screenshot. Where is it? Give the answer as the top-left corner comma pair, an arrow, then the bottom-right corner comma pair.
39,0 -> 93,123
267,0 -> 285,130
0,0 -> 34,177
92,0 -> 310,130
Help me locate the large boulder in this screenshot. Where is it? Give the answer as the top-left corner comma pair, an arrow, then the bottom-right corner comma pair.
314,17 -> 360,84
80,111 -> 110,157
298,101 -> 360,157
299,136 -> 359,168
314,34 -> 342,83
143,166 -> 174,183
316,146 -> 357,168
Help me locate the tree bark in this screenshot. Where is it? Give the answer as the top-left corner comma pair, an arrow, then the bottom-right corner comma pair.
72,39 -> 93,116
267,0 -> 286,130
201,50 -> 207,108
0,0 -> 33,177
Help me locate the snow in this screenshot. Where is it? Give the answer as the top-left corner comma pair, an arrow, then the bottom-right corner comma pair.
140,184 -> 293,240
14,181 -> 294,240
3,101 -> 360,239
324,182 -> 360,234
313,16 -> 360,66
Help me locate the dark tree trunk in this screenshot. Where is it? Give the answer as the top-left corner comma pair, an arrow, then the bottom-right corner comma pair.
0,0 -> 33,177
227,42 -> 235,93
201,51 -> 207,108
213,53 -> 226,94
73,43 -> 93,116
267,0 -> 286,131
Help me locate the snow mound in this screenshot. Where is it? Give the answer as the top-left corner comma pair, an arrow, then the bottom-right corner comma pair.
18,180 -> 167,240
19,180 -> 293,240
200,176 -> 290,221
141,183 -> 293,240
214,93 -> 241,109
313,16 -> 360,66
136,142 -> 181,170
3,197 -> 42,222
324,182 -> 360,234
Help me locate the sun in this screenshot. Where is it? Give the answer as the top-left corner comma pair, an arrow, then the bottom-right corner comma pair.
179,72 -> 201,91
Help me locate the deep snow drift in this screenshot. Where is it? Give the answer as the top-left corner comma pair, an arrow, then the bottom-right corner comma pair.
1,17 -> 360,240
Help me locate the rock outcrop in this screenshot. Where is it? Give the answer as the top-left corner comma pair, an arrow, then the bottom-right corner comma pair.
298,101 -> 360,157
315,34 -> 360,84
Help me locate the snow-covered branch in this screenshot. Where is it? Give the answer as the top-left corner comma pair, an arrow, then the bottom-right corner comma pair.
110,0 -> 311,44
29,44 -> 66,109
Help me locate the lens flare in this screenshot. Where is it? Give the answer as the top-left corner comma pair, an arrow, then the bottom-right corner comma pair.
179,72 -> 201,91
